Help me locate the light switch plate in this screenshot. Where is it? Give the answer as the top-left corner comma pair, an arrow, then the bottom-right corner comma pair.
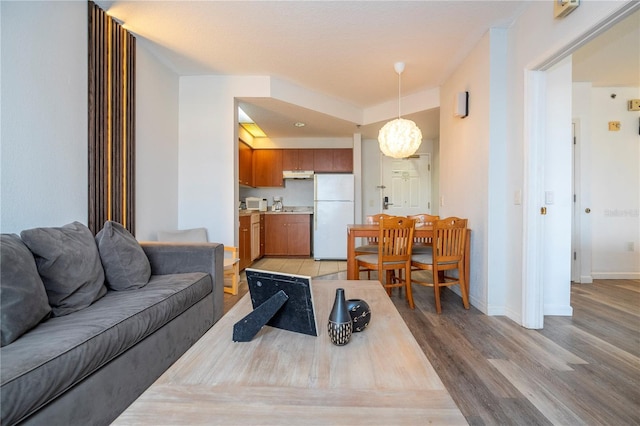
545,191 -> 554,205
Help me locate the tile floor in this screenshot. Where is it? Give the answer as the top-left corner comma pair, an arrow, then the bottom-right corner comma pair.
248,257 -> 348,279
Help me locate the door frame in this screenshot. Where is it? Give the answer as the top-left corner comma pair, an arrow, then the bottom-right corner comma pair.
522,3 -> 638,329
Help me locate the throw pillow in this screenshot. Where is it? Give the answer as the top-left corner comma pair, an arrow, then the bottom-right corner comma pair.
0,234 -> 52,346
20,221 -> 107,317
95,221 -> 151,291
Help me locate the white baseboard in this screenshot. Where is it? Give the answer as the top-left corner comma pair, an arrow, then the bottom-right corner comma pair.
592,272 -> 640,280
544,304 -> 573,316
579,275 -> 593,283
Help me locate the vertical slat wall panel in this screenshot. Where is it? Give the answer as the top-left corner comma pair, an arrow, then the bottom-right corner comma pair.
88,1 -> 136,235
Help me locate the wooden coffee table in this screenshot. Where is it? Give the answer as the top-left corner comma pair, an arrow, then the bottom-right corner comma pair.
113,280 -> 466,425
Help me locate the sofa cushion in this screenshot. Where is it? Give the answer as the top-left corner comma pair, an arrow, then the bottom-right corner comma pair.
96,221 -> 151,291
0,272 -> 212,425
0,234 -> 52,347
20,222 -> 107,317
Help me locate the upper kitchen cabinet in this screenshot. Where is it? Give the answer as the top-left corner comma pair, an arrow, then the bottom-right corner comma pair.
313,149 -> 353,173
239,141 -> 253,186
253,149 -> 283,187
282,149 -> 314,171
333,149 -> 353,172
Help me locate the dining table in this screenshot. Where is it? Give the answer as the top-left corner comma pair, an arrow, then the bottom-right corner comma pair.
346,223 -> 471,293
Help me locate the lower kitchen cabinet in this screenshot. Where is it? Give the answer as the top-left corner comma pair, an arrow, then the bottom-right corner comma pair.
259,213 -> 265,257
264,214 -> 311,256
239,215 -> 252,270
251,214 -> 261,260
240,213 -> 264,271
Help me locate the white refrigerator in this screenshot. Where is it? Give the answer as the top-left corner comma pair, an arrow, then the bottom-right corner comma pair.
313,174 -> 355,260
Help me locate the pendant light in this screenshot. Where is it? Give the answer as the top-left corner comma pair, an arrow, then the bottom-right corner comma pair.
378,62 -> 422,158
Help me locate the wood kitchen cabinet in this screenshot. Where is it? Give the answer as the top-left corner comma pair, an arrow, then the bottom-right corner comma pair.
264,214 -> 311,256
253,149 -> 283,187
259,213 -> 265,257
282,149 -> 314,171
240,213 -> 262,270
251,214 -> 260,261
239,141 -> 253,186
239,215 -> 252,270
313,149 -> 353,173
332,149 -> 353,172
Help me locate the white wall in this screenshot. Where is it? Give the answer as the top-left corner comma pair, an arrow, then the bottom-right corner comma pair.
590,86 -> 640,278
436,1 -> 635,324
135,46 -> 180,240
1,1 -> 88,233
506,1 -> 634,325
440,31 -> 493,314
1,2 -> 182,239
178,76 -> 271,247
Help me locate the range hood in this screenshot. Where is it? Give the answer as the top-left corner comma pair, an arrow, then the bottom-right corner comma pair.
282,170 -> 314,179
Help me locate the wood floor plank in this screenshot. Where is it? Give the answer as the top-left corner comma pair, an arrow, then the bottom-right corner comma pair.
227,262 -> 640,425
488,359 -> 584,425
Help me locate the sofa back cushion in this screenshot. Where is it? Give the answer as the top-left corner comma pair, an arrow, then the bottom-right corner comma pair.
20,222 -> 107,317
0,234 -> 52,346
95,221 -> 151,291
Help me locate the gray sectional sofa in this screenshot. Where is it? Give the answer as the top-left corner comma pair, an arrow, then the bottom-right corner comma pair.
0,221 -> 224,425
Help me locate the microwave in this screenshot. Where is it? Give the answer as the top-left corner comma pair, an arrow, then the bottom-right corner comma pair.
245,197 -> 267,211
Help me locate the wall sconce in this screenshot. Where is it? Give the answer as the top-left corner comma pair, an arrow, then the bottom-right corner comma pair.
454,91 -> 469,118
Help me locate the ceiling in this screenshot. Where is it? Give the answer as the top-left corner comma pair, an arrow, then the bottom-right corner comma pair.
97,1 -> 639,140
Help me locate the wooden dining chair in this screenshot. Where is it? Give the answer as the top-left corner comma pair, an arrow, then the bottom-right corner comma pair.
223,246 -> 240,295
354,214 -> 395,279
356,216 -> 416,309
411,217 -> 469,314
354,213 -> 394,256
407,214 -> 439,254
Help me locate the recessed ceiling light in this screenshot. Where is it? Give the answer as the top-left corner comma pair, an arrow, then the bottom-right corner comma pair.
294,122 -> 306,127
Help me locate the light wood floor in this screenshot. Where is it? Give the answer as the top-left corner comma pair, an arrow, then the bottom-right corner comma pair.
225,260 -> 640,425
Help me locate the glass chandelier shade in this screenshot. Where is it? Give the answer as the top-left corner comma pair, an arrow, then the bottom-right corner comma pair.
378,62 -> 422,159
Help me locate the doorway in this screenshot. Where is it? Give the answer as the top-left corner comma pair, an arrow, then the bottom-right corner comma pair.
380,153 -> 432,216
523,4 -> 639,328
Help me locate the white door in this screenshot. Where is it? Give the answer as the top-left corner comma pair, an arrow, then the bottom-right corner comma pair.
571,122 -> 579,282
380,153 -> 431,216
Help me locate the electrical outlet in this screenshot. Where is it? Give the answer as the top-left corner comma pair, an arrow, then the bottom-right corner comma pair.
628,99 -> 640,111
608,121 -> 621,131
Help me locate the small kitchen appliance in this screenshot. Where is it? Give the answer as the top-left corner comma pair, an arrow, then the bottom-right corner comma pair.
272,197 -> 283,212
245,197 -> 267,211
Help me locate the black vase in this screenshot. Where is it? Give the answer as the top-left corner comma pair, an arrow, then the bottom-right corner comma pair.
346,299 -> 371,332
327,288 -> 352,345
